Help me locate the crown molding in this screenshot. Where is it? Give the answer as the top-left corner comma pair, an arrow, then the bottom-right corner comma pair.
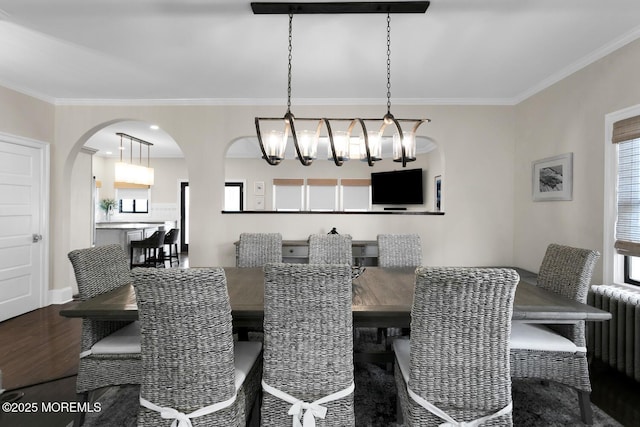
513,23 -> 640,104
0,79 -> 57,105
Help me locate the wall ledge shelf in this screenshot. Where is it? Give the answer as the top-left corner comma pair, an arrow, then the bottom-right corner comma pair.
222,210 -> 444,215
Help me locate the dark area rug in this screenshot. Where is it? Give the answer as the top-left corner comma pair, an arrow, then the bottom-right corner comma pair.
80,330 -> 621,427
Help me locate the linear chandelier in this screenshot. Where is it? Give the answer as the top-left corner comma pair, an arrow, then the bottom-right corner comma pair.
114,132 -> 155,186
253,1 -> 431,167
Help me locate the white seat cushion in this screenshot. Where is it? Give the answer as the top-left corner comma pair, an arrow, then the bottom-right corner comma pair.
234,341 -> 262,391
510,322 -> 586,353
91,321 -> 141,354
392,338 -> 411,385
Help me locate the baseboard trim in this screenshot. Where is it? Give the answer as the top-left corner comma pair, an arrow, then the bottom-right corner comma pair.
48,287 -> 73,305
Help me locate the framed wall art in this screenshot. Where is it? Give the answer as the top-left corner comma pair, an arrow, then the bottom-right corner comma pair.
254,181 -> 265,196
532,153 -> 573,201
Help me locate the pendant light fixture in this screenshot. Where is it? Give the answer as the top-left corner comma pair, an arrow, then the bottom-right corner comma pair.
254,13 -> 311,166
114,133 -> 155,186
252,1 -> 431,167
381,11 -> 430,167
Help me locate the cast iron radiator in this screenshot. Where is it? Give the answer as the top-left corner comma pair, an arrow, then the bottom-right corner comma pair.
588,285 -> 640,382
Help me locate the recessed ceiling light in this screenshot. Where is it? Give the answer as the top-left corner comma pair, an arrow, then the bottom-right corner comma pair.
105,151 -> 113,155
150,125 -> 159,130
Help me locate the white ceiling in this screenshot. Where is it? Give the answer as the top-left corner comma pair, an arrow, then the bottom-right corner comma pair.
2,0 -> 639,157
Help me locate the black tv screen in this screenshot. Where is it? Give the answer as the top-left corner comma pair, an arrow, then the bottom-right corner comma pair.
371,168 -> 424,205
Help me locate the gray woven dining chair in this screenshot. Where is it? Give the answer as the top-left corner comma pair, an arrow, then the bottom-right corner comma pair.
394,267 -> 519,426
261,263 -> 355,426
510,243 -> 600,424
377,233 -> 422,268
132,267 -> 263,427
238,232 -> 283,267
308,233 -> 353,265
67,244 -> 141,425
376,233 -> 423,343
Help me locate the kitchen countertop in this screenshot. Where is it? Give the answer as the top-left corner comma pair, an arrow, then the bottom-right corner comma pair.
95,222 -> 165,230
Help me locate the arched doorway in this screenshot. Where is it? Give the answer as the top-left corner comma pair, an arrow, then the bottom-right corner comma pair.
67,120 -> 187,291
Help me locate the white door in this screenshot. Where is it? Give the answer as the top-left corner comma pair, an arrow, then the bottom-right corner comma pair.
0,135 -> 48,322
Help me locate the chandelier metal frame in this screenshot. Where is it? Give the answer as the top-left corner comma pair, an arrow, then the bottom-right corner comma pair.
253,2 -> 431,167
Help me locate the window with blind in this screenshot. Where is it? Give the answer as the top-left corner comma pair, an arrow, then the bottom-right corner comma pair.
273,178 -> 304,211
341,178 -> 371,211
116,187 -> 150,214
612,115 -> 640,285
307,179 -> 338,211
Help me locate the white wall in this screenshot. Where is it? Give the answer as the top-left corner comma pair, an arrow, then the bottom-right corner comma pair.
43,103 -> 515,284
513,37 -> 640,283
68,147 -> 96,294
220,105 -> 516,267
0,86 -> 54,142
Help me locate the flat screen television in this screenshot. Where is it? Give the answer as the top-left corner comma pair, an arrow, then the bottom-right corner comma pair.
371,168 -> 424,205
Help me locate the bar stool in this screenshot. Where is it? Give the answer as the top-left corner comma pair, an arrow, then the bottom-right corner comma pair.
164,228 -> 180,266
130,230 -> 166,268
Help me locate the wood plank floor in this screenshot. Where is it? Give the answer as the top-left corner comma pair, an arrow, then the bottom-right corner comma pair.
1,294 -> 639,426
0,303 -> 81,390
0,304 -> 81,427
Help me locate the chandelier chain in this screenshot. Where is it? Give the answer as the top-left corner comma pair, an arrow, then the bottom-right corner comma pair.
287,13 -> 293,113
386,12 -> 391,115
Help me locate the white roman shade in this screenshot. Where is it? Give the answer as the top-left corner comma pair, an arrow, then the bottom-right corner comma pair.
341,179 -> 371,211
307,178 -> 338,211
273,178 -> 304,211
117,188 -> 149,200
613,116 -> 640,257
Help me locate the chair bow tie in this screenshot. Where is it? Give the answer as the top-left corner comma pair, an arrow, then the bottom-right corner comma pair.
262,380 -> 355,427
408,388 -> 513,427
288,400 -> 328,427
139,393 -> 237,427
159,407 -> 193,427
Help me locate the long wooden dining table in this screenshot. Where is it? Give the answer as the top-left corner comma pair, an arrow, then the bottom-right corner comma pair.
60,266 -> 611,326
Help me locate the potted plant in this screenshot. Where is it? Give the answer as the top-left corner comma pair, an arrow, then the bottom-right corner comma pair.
100,198 -> 117,222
